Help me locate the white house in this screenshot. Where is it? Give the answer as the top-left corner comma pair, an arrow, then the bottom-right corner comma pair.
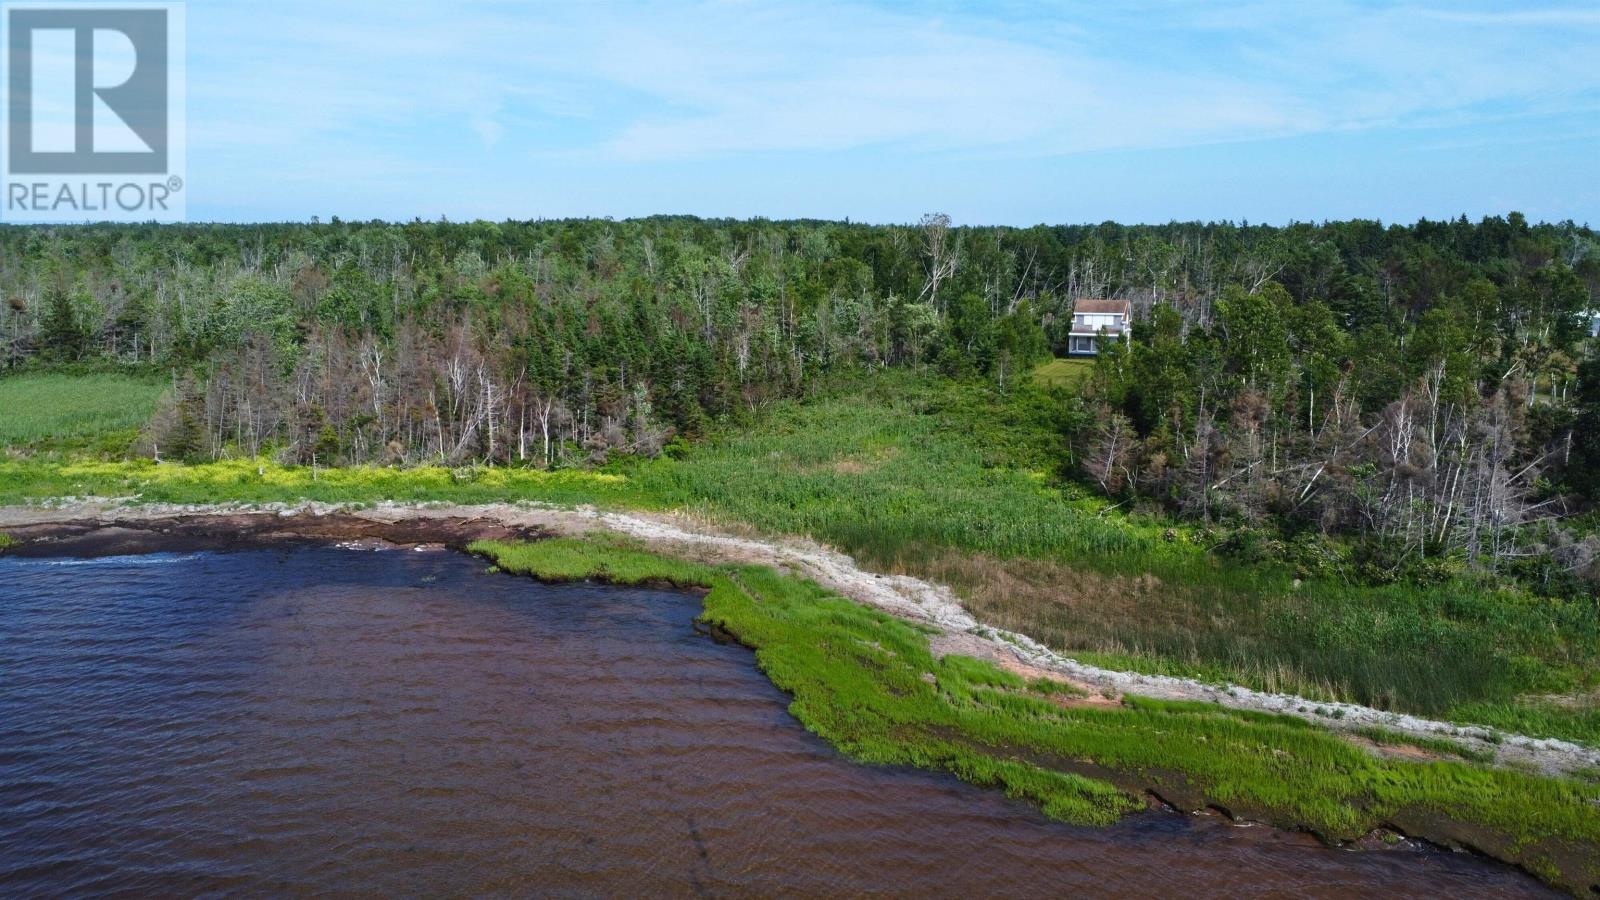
1067,298 -> 1132,356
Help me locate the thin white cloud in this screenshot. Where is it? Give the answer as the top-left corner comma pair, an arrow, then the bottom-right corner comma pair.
181,1 -> 1600,173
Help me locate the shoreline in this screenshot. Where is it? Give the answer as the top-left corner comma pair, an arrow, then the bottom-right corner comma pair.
4,497 -> 1597,780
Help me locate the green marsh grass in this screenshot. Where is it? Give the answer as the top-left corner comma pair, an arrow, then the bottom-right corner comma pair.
1449,701 -> 1600,750
0,373 -> 162,448
1350,725 -> 1496,764
473,537 -> 1600,894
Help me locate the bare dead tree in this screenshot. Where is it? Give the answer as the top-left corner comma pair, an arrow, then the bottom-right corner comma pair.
917,213 -> 958,313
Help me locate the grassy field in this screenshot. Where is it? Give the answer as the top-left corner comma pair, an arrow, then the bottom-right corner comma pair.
0,371 -> 1595,744
0,373 -> 163,449
1031,356 -> 1094,388
473,536 -> 1600,894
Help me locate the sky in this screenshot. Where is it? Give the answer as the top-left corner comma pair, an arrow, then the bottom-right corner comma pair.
173,0 -> 1600,225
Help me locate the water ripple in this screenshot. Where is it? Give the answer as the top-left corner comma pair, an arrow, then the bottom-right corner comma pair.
0,547 -> 1556,897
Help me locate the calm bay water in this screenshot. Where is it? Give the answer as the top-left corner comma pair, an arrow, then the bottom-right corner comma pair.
0,546 -> 1553,897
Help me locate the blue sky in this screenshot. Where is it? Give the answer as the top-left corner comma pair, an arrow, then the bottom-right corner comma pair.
181,0 -> 1600,225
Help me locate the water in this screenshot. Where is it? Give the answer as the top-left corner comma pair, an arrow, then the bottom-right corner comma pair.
0,546 -> 1553,897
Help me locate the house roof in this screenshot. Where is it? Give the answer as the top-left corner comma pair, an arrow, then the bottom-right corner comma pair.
1072,298 -> 1129,314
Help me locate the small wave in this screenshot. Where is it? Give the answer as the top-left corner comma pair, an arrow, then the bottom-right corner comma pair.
1,552 -> 205,568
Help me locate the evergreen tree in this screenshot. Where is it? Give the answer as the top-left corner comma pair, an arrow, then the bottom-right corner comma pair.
38,283 -> 87,360
1569,349 -> 1600,500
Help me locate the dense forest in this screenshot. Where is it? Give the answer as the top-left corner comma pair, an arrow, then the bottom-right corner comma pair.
3,213 -> 1599,588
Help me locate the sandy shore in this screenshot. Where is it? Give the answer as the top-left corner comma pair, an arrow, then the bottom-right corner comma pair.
4,497 -> 1597,778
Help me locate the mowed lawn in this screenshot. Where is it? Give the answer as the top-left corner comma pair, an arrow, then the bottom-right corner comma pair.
0,373 -> 164,445
1032,357 -> 1093,388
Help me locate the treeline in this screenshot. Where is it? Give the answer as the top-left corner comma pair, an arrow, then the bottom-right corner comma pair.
2,215 -> 1599,576
1072,244 -> 1600,591
1,214 -> 1054,464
